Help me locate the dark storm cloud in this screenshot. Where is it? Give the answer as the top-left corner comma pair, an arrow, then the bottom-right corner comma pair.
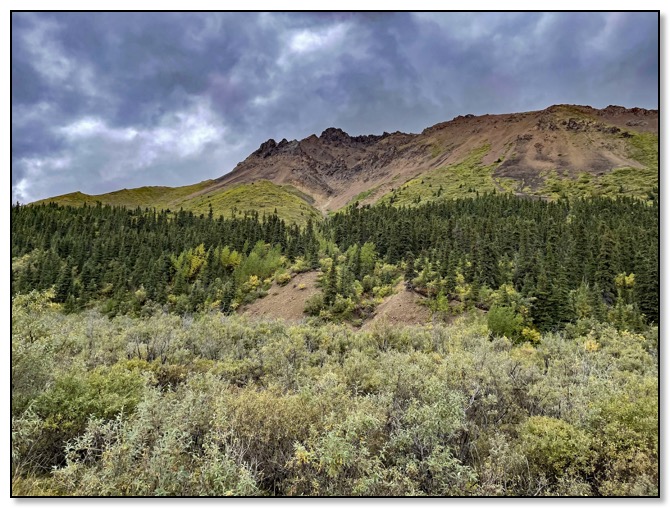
11,11 -> 658,203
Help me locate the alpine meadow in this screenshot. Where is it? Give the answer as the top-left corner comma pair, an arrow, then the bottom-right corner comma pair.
11,11 -> 659,497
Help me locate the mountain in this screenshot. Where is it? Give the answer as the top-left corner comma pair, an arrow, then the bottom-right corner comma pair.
36,104 -> 658,221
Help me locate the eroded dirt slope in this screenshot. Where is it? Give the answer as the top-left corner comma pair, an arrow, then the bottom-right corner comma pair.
362,283 -> 432,330
240,271 -> 320,322
240,274 -> 433,327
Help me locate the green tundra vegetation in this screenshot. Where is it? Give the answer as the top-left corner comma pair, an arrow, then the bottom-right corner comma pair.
379,133 -> 659,206
34,180 -> 215,209
35,180 -> 322,228
11,191 -> 658,496
378,145 -> 509,207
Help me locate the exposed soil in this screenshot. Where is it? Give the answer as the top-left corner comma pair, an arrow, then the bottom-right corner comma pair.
362,283 -> 432,330
240,273 -> 433,328
240,271 -> 320,322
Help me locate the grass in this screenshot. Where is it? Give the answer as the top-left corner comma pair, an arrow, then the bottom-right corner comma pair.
378,145 -> 519,207
529,129 -> 657,202
378,133 -> 657,206
430,143 -> 445,158
34,181 -> 214,209
599,167 -> 658,200
549,104 -> 595,120
534,168 -> 657,202
281,184 -> 317,206
627,132 -> 658,169
345,186 -> 380,207
172,180 -> 322,226
35,180 -> 322,227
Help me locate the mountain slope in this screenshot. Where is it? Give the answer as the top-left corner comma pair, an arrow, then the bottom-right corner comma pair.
37,104 -> 658,220
36,180 -> 213,209
220,104 -> 657,211
36,180 -> 321,226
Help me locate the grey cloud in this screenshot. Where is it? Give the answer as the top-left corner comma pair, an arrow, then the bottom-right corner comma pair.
12,12 -> 658,203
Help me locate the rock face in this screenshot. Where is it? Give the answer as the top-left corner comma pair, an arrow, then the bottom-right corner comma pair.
253,138 -> 304,158
254,139 -> 279,158
200,104 -> 657,213
320,127 -> 350,144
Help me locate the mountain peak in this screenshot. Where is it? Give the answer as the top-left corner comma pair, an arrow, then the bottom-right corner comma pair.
253,138 -> 278,158
320,127 -> 351,143
253,137 -> 302,158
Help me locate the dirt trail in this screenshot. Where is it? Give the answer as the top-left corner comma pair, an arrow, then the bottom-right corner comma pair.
240,271 -> 320,321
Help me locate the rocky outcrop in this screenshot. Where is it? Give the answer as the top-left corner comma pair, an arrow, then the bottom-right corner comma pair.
320,127 -> 351,144
253,138 -> 303,158
319,127 -> 392,146
254,138 -> 279,158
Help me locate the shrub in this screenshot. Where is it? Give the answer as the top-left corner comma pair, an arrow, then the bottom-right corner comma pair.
275,271 -> 292,286
11,300 -> 659,496
487,305 -> 523,341
304,294 -> 325,316
331,295 -> 356,319
520,416 -> 594,479
28,364 -> 147,471
290,258 -> 311,274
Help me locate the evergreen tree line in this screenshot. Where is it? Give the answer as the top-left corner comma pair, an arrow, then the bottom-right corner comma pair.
11,194 -> 658,330
11,203 -> 319,314
322,194 -> 658,329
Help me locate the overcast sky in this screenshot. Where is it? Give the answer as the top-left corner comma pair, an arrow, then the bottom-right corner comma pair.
11,12 -> 658,203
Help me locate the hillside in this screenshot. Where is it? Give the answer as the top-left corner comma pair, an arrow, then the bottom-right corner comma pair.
13,143 -> 660,497
36,180 -> 213,209
36,180 -> 321,227
36,104 -> 658,219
